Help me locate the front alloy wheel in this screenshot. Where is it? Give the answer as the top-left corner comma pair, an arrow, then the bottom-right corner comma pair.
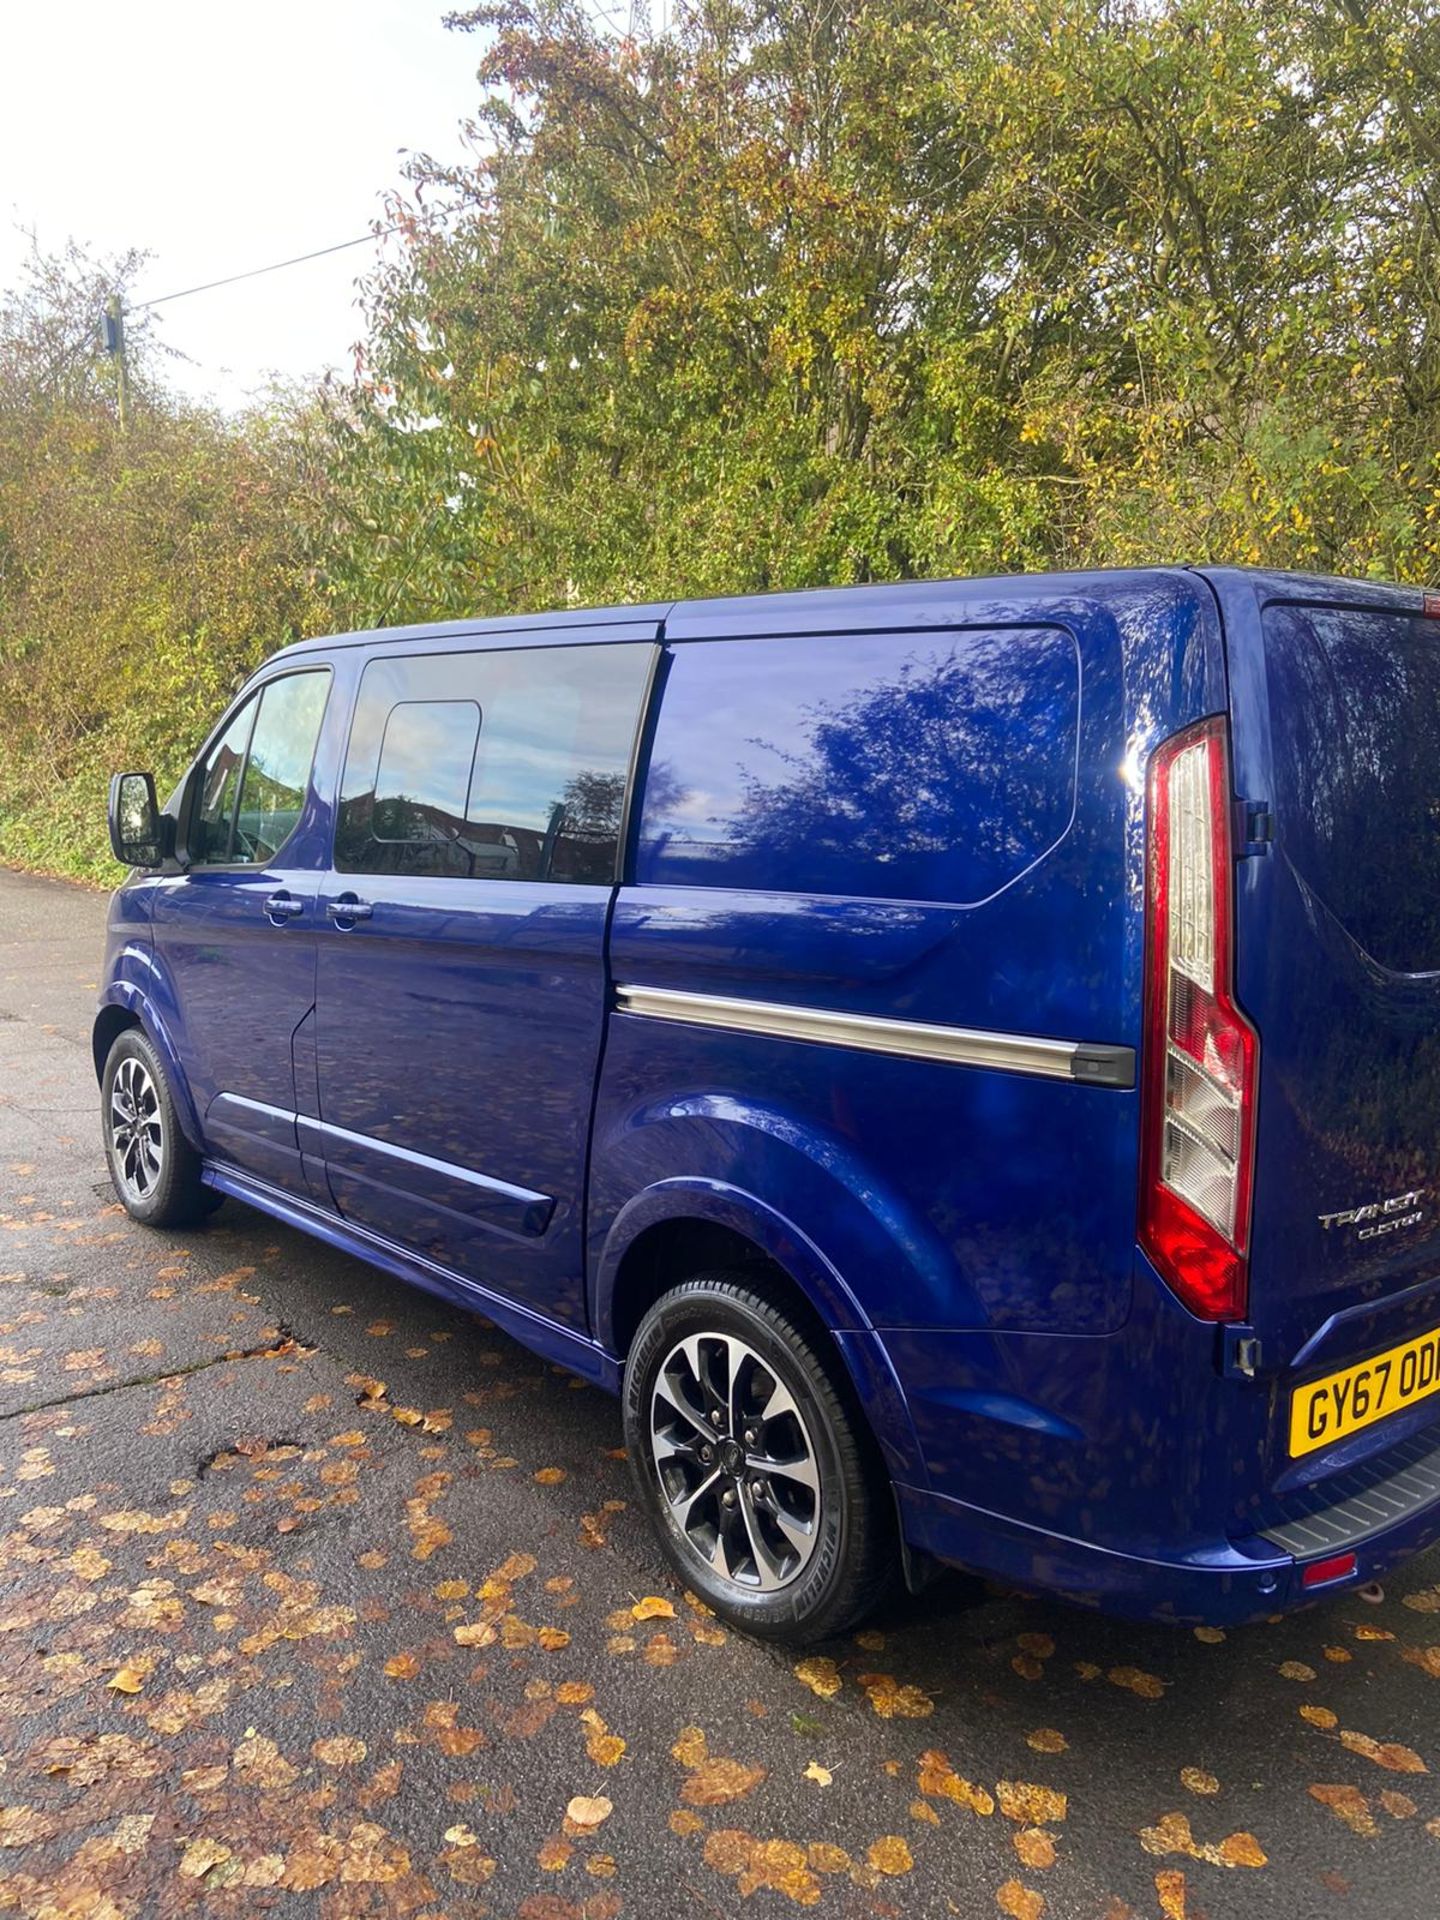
101,1028 -> 208,1228
108,1053 -> 163,1206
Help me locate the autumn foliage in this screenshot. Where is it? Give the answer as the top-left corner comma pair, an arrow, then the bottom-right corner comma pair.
5,0 -> 1440,876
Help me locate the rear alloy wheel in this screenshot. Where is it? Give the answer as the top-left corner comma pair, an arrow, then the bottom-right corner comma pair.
624,1272 -> 896,1642
650,1330 -> 822,1591
102,1028 -> 208,1228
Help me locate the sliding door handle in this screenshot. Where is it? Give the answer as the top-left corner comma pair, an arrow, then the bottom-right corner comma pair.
264,891 -> 305,925
326,895 -> 374,926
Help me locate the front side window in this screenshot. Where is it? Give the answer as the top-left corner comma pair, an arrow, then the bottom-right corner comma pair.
335,643 -> 652,882
191,670 -> 330,866
191,699 -> 256,864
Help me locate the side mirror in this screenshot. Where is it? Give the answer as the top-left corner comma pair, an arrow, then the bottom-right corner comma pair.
107,771 -> 174,868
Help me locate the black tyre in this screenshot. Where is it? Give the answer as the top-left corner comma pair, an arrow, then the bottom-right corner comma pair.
623,1272 -> 897,1643
101,1028 -> 208,1228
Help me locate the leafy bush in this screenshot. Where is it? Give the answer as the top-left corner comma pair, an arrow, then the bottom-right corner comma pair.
4,1 -> 1440,881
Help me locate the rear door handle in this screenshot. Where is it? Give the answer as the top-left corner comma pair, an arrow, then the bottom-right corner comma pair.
264,891 -> 305,925
326,896 -> 374,924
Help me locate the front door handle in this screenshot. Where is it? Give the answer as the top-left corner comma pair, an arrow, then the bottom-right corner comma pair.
326,895 -> 374,925
265,891 -> 305,925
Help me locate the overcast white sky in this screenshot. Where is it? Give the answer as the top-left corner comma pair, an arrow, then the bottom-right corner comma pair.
0,1 -> 486,410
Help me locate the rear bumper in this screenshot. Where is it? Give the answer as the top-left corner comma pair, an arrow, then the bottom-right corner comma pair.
897,1460 -> 1440,1625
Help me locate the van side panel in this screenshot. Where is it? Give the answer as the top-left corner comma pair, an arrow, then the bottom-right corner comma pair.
591,571 -> 1228,1564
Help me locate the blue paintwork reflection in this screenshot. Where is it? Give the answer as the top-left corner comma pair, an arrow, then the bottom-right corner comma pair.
638,626 -> 1079,904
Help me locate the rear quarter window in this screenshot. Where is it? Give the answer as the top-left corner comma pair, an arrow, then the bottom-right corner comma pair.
636,627 -> 1080,904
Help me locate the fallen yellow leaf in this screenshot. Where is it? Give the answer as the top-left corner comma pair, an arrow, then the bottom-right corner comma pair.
632,1596 -> 675,1620
998,1877 -> 1046,1920
794,1655 -> 842,1699
178,1837 -> 233,1879
1107,1665 -> 1165,1699
917,1749 -> 995,1816
453,1622 -> 497,1648
1309,1783 -> 1378,1837
867,1835 -> 913,1875
680,1756 -> 766,1806
1013,1828 -> 1056,1869
566,1794 -> 613,1828
997,1782 -> 1068,1826
1026,1729 -> 1067,1754
1218,1831 -> 1268,1867
857,1671 -> 934,1718
1180,1767 -> 1220,1795
1339,1729 -> 1428,1773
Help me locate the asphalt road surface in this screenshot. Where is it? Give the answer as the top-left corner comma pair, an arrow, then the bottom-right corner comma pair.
1,864 -> 1438,1920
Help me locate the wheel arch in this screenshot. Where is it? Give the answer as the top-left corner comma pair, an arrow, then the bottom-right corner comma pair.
595,1181 -> 926,1485
92,987 -> 204,1152
91,1002 -> 140,1083
597,1180 -> 868,1349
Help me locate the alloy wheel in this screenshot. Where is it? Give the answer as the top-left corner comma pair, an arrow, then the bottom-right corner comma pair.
649,1331 -> 821,1592
109,1055 -> 164,1205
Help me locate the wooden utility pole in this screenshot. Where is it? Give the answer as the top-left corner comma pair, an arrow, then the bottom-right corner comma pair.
103,294 -> 131,432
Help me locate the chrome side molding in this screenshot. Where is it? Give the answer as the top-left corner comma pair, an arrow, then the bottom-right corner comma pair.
614,985 -> 1135,1090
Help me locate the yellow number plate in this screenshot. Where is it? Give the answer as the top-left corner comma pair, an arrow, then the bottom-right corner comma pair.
1290,1327 -> 1440,1457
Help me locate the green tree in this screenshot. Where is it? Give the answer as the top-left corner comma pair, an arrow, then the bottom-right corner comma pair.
308,0 -> 1440,623
0,244 -> 330,879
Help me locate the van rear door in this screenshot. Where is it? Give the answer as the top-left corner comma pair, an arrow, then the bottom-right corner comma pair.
1213,572 -> 1440,1399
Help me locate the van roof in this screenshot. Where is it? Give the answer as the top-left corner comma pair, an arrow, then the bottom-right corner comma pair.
269,564 -> 1424,663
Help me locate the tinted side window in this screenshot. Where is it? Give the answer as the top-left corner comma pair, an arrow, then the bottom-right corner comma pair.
1265,604 -> 1440,971
236,673 -> 331,863
636,629 -> 1079,905
192,698 -> 256,865
191,671 -> 330,867
372,702 -> 481,847
336,644 -> 653,881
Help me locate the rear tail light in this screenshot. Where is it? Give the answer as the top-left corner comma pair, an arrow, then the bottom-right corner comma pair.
1140,716 -> 1258,1320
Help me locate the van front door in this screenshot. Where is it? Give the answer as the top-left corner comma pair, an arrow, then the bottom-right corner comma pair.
150,669 -> 333,1195
310,634 -> 656,1329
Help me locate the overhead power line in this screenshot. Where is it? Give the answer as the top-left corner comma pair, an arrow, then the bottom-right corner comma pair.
135,224 -> 412,311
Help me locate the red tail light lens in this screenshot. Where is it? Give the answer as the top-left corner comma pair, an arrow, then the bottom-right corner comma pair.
1140,716 -> 1258,1320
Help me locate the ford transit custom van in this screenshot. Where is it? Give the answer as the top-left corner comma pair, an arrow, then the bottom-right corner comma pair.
97,567 -> 1440,1641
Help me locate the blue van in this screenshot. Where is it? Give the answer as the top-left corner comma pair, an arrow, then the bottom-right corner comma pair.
98,567 -> 1440,1640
